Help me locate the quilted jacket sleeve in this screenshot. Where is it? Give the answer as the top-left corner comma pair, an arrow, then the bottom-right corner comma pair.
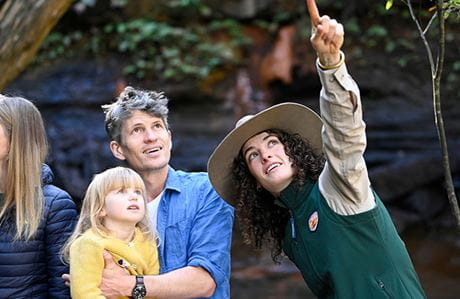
44,185 -> 78,298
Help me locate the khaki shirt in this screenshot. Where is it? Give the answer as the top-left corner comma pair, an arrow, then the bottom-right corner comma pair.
317,60 -> 376,215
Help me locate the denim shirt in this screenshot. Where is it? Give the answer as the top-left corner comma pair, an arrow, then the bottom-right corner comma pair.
157,167 -> 234,298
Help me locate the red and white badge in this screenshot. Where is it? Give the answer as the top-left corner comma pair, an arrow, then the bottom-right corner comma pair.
308,211 -> 319,232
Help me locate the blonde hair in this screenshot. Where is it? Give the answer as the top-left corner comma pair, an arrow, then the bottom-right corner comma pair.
0,95 -> 47,240
62,167 -> 155,262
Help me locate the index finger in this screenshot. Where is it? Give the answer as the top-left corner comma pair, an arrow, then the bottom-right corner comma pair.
306,0 -> 320,26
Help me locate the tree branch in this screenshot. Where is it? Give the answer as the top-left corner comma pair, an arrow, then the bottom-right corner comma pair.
423,11 -> 438,35
406,0 -> 436,77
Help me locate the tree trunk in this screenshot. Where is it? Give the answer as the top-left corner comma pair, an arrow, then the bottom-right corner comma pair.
432,0 -> 460,232
0,0 -> 73,91
405,0 -> 460,231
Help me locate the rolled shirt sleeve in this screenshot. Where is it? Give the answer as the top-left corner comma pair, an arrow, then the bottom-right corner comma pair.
158,168 -> 234,298
316,59 -> 376,215
187,186 -> 234,288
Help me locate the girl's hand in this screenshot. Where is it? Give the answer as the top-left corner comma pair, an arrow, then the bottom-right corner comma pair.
306,0 -> 344,67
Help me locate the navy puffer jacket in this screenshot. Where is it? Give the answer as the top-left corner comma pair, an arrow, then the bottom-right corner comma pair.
0,164 -> 78,298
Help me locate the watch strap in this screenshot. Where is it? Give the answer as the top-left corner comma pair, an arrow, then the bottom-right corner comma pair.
132,275 -> 147,299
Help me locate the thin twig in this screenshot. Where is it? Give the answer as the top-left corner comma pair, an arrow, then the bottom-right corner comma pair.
423,11 -> 438,35
407,0 -> 436,77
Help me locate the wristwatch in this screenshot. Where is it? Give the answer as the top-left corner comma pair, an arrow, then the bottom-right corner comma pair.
132,275 -> 147,299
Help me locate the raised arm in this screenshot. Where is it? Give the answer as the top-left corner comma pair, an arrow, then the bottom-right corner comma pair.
306,0 -> 375,214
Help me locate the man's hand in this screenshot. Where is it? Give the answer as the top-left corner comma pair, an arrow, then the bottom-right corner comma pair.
306,0 -> 344,66
61,273 -> 71,287
100,250 -> 135,298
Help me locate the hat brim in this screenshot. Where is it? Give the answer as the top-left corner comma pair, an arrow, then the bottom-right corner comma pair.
207,102 -> 323,203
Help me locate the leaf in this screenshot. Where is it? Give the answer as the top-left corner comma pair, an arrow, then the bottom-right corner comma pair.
367,25 -> 388,37
385,0 -> 393,10
453,61 -> 460,71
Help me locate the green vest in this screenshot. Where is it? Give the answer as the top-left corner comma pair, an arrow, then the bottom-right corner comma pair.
279,182 -> 426,299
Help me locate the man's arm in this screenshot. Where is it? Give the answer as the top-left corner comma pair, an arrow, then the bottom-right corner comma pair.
101,253 -> 215,298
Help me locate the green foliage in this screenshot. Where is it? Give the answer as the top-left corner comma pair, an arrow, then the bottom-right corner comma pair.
77,0 -> 96,7
367,25 -> 388,37
33,32 -> 83,64
32,0 -> 460,85
253,10 -> 297,34
453,61 -> 460,71
445,0 -> 460,18
34,2 -> 248,82
208,19 -> 251,47
102,19 -> 239,79
99,19 -> 244,80
386,0 -> 460,19
344,18 -> 361,34
378,0 -> 458,69
74,0 -> 127,12
385,0 -> 394,10
167,0 -> 212,17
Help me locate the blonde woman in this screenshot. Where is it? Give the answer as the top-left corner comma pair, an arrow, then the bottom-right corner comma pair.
0,95 -> 77,298
62,167 -> 159,299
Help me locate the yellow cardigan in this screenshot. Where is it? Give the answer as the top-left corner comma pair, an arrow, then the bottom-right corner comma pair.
69,227 -> 159,299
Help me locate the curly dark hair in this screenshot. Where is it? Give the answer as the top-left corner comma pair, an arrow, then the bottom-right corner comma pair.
232,129 -> 324,262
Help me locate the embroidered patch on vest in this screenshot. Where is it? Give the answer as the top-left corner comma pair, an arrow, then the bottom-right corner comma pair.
308,211 -> 319,232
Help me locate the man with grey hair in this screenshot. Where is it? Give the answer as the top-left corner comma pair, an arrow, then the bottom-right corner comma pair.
96,86 -> 233,298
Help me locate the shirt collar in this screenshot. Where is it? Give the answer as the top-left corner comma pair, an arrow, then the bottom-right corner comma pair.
164,166 -> 182,193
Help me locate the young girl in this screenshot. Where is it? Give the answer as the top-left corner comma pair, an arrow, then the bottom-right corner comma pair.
62,166 -> 159,299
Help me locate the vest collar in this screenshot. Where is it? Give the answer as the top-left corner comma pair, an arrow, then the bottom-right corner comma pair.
277,180 -> 316,210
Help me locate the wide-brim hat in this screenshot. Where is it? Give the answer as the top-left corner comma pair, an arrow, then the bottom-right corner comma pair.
207,102 -> 323,203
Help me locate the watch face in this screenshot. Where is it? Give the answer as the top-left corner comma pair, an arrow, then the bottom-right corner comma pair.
133,285 -> 147,299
